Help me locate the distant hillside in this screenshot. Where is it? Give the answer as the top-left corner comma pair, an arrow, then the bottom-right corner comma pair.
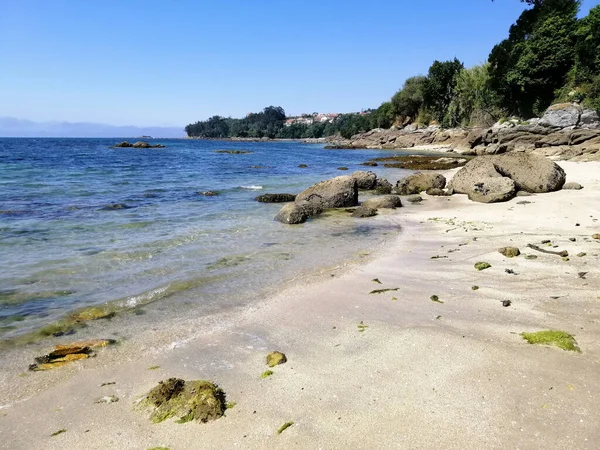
0,117 -> 184,138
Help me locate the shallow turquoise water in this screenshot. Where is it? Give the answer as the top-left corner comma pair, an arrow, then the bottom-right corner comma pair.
0,138 -> 411,339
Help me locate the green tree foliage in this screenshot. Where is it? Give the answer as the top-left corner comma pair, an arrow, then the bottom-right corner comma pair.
391,76 -> 427,120
488,0 -> 579,117
422,58 -> 464,126
448,63 -> 503,126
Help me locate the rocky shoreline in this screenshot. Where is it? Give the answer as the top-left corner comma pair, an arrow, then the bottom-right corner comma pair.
326,103 -> 600,162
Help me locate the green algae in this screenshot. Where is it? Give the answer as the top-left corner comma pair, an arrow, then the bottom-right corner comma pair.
277,421 -> 294,434
369,288 -> 399,295
226,402 -> 237,409
148,366 -> 160,370
51,429 -> 66,437
521,330 -> 581,352
147,447 -> 170,450
261,370 -> 274,379
357,321 -> 368,332
206,255 -> 249,270
474,262 -> 491,271
266,351 -> 287,368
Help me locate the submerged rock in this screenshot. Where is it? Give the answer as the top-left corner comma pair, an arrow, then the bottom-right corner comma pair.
266,351 -> 287,367
362,195 -> 402,209
256,193 -> 297,203
143,378 -> 227,424
197,191 -> 219,196
111,141 -> 165,149
274,201 -> 323,225
215,150 -> 252,154
351,206 -> 377,218
100,203 -> 131,211
295,176 -> 358,208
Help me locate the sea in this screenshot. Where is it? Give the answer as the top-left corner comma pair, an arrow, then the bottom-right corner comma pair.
0,138 -> 412,344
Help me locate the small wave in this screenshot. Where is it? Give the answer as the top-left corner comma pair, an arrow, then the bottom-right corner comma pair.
240,185 -> 263,190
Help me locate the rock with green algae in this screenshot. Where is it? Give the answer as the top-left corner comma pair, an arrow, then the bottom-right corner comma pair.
521,330 -> 581,352
498,247 -> 520,258
143,378 -> 227,424
261,370 -> 274,379
29,339 -> 116,371
474,262 -> 492,271
266,351 -> 287,368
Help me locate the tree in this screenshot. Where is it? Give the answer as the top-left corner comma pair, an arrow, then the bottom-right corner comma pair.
391,76 -> 427,120
423,58 -> 464,126
488,0 -> 579,117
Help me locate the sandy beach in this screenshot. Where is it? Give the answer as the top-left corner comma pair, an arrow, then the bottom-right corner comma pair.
1,160 -> 599,450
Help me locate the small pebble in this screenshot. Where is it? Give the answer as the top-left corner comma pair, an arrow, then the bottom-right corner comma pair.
502,300 -> 512,307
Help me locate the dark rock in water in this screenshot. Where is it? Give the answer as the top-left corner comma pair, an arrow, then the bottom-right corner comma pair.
215,150 -> 252,154
298,164 -> 308,168
563,182 -> 583,190
274,201 -> 323,225
375,178 -> 393,195
112,141 -> 165,149
197,191 -> 219,196
362,195 -> 402,209
374,155 -> 467,170
498,247 -> 521,258
352,206 -> 377,218
266,351 -> 287,367
395,173 -> 446,195
144,378 -> 226,424
351,171 -> 378,190
361,161 -> 378,167
337,167 -> 349,171
296,176 -> 358,208
255,193 -> 296,203
406,195 -> 423,203
100,203 -> 131,210
113,141 -> 133,148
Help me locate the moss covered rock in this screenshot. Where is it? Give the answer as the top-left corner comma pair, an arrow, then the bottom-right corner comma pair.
266,351 -> 287,367
474,262 -> 491,271
498,247 -> 520,258
144,378 -> 226,424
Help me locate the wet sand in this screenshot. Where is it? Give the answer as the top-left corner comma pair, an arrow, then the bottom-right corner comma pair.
1,161 -> 599,450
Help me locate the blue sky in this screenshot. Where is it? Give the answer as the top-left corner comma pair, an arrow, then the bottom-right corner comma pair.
1,0 -> 599,127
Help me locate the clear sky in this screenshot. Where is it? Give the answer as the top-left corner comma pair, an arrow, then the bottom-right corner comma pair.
1,0 -> 599,127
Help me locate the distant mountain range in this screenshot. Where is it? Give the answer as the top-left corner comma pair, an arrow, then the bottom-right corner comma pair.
0,117 -> 184,138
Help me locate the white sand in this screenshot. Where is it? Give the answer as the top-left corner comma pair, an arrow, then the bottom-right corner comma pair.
1,161 -> 599,450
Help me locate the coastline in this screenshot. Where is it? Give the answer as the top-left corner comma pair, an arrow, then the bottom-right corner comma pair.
1,161 -> 599,449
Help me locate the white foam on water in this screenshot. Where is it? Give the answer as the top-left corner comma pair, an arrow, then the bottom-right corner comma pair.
240,185 -> 263,190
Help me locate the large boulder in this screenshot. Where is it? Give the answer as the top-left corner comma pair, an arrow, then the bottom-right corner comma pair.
450,153 -> 565,200
351,206 -> 377,218
374,178 -> 393,194
579,109 -> 600,129
351,171 -> 378,190
468,178 -> 516,203
395,173 -> 446,195
362,195 -> 403,209
295,176 -> 358,208
539,103 -> 582,129
274,201 -> 323,225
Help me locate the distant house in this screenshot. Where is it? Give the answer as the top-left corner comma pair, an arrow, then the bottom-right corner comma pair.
284,113 -> 340,126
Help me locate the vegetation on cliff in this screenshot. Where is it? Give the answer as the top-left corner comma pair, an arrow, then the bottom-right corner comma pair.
185,1 -> 600,139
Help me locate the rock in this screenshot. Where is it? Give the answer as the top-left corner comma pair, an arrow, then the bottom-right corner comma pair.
100,203 -> 130,210
113,141 -> 133,148
255,193 -> 296,203
215,150 -> 252,154
29,339 -> 115,371
502,300 -> 512,307
295,176 -> 358,208
539,103 -> 582,128
468,177 -> 516,203
351,206 -> 377,218
516,191 -> 534,197
425,188 -> 447,196
95,395 -> 119,404
266,351 -> 287,367
499,247 -> 520,258
351,171 -> 378,190
592,234 -> 600,239
362,195 -> 403,209
579,109 -> 600,129
360,161 -> 378,167
144,378 -> 226,423
450,153 -> 566,201
562,182 -> 583,190
475,262 -> 492,271
274,201 -> 323,225
337,167 -> 349,171
374,178 -> 393,195
466,129 -> 485,148
406,195 -> 423,203
395,173 -> 446,195
198,191 -> 219,196
298,164 -> 308,168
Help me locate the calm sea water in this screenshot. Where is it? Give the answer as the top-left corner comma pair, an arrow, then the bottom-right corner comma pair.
0,138 -> 411,341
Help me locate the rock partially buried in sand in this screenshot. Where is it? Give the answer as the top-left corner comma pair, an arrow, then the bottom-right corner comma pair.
406,195 -> 423,203
256,193 -> 297,203
362,195 -> 403,209
143,378 -> 227,423
498,247 -> 520,258
474,262 -> 492,271
351,206 -> 377,218
563,182 -> 583,190
266,351 -> 287,367
395,173 -> 446,195
29,339 -> 116,371
592,234 -> 600,240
